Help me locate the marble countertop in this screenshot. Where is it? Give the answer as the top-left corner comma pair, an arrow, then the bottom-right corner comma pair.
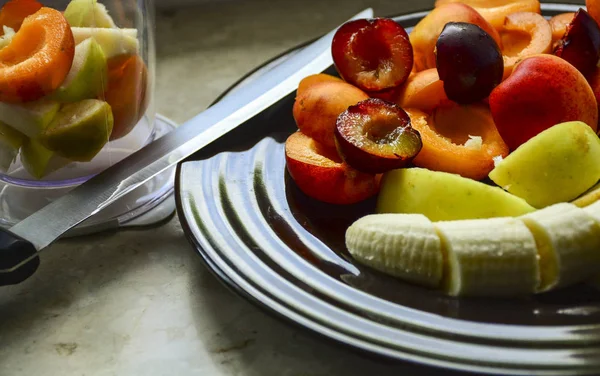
0,0 -> 584,375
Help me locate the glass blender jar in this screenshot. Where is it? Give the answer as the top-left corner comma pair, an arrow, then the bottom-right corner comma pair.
0,0 -> 175,232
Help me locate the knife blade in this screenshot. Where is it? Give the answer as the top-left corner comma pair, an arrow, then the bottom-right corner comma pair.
0,8 -> 374,285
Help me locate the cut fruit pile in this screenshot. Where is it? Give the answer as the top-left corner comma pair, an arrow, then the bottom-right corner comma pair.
0,0 -> 148,179
285,0 -> 600,297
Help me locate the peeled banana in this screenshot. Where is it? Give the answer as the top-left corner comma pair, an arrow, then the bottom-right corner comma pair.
436,218 -> 539,297
521,203 -> 600,291
346,214 -> 443,288
346,202 -> 600,297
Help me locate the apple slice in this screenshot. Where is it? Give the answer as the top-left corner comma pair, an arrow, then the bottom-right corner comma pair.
64,0 -> 117,28
71,27 -> 138,59
0,99 -> 60,138
20,138 -> 70,179
489,121 -> 600,208
53,37 -> 107,103
41,99 -> 113,162
377,167 -> 535,221
0,120 -> 25,172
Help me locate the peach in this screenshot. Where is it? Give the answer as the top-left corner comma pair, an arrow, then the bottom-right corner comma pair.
549,12 -> 575,48
500,12 -> 552,79
435,0 -> 541,31
407,104 -> 509,180
587,66 -> 600,129
489,54 -> 598,151
395,68 -> 450,111
410,3 -> 501,71
292,80 -> 369,148
285,131 -> 380,205
296,74 -> 343,97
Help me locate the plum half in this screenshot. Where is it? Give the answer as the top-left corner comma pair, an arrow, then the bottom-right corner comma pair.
435,22 -> 503,104
334,98 -> 422,174
331,18 -> 413,92
554,8 -> 600,76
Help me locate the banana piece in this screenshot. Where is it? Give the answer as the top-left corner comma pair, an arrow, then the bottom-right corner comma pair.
521,203 -> 600,292
582,201 -> 600,290
346,214 -> 443,288
435,217 -> 539,297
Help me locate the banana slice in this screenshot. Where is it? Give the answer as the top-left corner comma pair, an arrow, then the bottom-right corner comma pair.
572,181 -> 600,208
521,203 -> 600,292
346,214 -> 443,288
435,217 -> 539,297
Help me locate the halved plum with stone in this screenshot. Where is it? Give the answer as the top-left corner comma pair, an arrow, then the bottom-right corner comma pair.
331,18 -> 413,92
554,9 -> 600,77
334,98 -> 422,174
436,22 -> 503,104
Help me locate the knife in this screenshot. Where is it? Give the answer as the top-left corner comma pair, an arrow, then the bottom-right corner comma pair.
0,8 -> 374,286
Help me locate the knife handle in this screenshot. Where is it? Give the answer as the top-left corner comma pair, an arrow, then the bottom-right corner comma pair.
0,228 -> 39,286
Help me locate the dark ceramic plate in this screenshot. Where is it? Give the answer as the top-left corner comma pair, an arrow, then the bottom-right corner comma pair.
176,4 -> 600,375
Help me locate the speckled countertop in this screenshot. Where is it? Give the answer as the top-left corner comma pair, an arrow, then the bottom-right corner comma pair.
0,1 -> 584,375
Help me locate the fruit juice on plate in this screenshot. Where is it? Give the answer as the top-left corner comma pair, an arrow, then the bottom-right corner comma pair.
0,0 -> 151,182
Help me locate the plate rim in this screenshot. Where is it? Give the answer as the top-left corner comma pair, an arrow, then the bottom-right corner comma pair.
175,4 -> 600,375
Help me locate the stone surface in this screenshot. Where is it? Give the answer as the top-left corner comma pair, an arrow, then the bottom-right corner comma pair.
0,1 -> 585,375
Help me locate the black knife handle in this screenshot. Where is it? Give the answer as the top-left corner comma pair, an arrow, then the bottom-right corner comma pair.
0,228 -> 39,286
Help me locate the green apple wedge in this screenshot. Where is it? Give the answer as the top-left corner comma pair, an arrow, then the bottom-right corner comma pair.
41,99 -> 113,162
21,139 -> 71,179
72,27 -> 138,59
377,168 -> 535,221
489,121 -> 600,208
0,121 -> 26,172
52,38 -> 108,103
64,0 -> 117,28
0,100 -> 60,139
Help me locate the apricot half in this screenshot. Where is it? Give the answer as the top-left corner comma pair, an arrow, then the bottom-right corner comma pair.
407,104 -> 509,181
490,54 -> 598,151
293,80 -> 369,148
395,68 -> 450,111
285,131 -> 380,205
0,7 -> 75,103
435,0 -> 541,31
410,3 -> 501,71
500,12 -> 552,79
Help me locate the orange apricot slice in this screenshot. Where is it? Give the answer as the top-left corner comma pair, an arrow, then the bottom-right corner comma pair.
297,73 -> 343,97
395,68 -> 450,111
0,0 -> 42,33
500,12 -> 552,79
104,54 -> 148,140
407,104 -> 509,181
549,12 -> 575,48
435,0 -> 541,31
285,131 -> 380,205
587,0 -> 600,28
0,7 -> 74,103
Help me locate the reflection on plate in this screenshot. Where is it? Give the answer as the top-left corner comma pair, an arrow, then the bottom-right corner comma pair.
176,4 -> 600,375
